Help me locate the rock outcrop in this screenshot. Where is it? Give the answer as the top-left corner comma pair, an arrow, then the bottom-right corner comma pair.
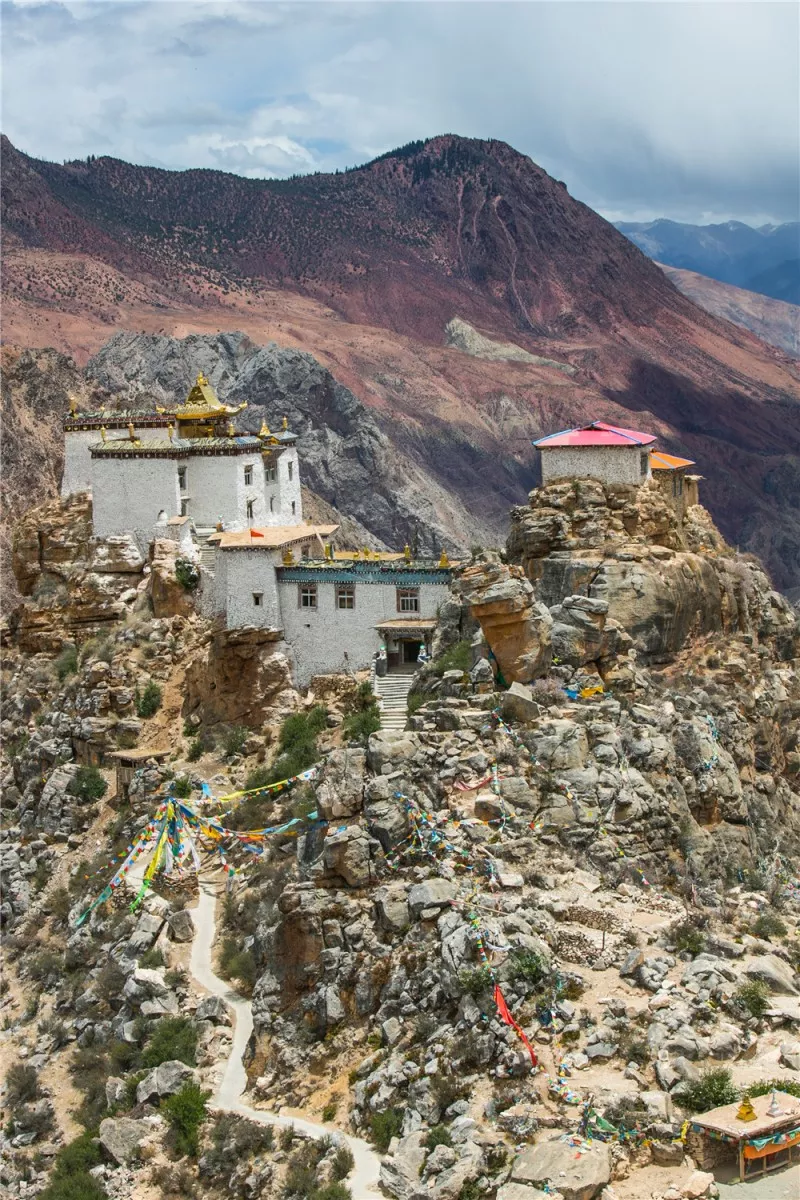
183,625 -> 297,729
458,555 -> 552,684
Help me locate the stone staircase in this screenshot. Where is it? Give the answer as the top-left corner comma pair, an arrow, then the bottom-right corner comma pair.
198,542 -> 217,572
374,671 -> 415,733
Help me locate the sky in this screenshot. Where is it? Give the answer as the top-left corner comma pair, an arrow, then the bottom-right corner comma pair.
2,0 -> 798,226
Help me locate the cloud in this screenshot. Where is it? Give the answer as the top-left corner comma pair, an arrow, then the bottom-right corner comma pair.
1,0 -> 797,223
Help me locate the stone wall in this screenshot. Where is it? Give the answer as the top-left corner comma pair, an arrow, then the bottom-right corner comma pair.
215,547 -> 283,630
91,455 -> 180,554
541,443 -> 650,486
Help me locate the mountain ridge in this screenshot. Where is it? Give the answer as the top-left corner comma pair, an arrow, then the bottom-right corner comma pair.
2,133 -> 800,589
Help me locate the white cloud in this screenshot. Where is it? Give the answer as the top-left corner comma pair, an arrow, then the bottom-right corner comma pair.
1,0 -> 797,222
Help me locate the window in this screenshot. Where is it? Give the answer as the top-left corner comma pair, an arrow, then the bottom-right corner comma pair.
264,462 -> 277,482
291,501 -> 296,516
246,499 -> 255,520
177,467 -> 187,491
337,585 -> 355,610
673,473 -> 684,498
299,584 -> 317,610
253,592 -> 263,607
301,543 -> 311,559
397,587 -> 420,613
270,497 -> 275,513
244,465 -> 253,486
288,461 -> 294,482
640,452 -> 649,477
180,498 -> 188,517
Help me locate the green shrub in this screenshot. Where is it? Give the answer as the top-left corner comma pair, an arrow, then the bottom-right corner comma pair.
677,1068 -> 739,1113
142,1016 -> 198,1069
136,680 -> 162,718
752,912 -> 788,940
171,775 -> 192,799
38,1130 -> 106,1200
672,921 -> 706,956
321,1100 -> 338,1122
139,947 -> 165,969
424,1124 -> 453,1151
56,646 -> 79,681
312,1187 -> 350,1200
218,939 -> 258,995
748,1078 -> 800,1099
407,691 -> 425,715
508,950 -> 548,986
175,558 -> 200,591
331,1143 -> 354,1181
734,979 -> 771,1020
223,726 -> 248,757
342,707 -> 381,743
458,966 -> 493,998
431,639 -> 471,677
161,1082 -> 210,1157
369,1108 -> 404,1151
187,737 -> 203,762
68,766 -> 108,804
6,1063 -> 40,1105
244,765 -> 273,792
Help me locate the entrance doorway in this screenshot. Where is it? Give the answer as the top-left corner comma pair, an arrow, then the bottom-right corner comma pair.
402,640 -> 423,665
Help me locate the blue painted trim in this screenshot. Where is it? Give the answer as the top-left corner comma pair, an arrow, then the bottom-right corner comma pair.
277,567 -> 451,586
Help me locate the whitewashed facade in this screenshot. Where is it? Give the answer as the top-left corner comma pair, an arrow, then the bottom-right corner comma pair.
62,412 -> 174,497
540,443 -> 651,486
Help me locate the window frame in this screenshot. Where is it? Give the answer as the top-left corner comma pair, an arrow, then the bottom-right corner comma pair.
288,460 -> 294,482
244,464 -> 253,486
298,583 -> 318,610
179,498 -> 189,517
252,592 -> 263,607
396,587 -> 420,613
336,584 -> 355,610
291,500 -> 296,516
177,466 -> 187,492
264,461 -> 277,483
246,499 -> 255,521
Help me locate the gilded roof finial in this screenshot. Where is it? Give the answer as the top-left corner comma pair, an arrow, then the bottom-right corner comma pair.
167,423 -> 174,442
127,421 -> 136,442
197,372 -> 207,386
100,426 -> 107,443
227,421 -> 235,437
282,546 -> 295,565
259,419 -> 271,438
404,544 -> 412,563
362,546 -> 371,559
282,415 -> 288,431
69,395 -> 78,416
324,543 -> 333,560
439,549 -> 450,568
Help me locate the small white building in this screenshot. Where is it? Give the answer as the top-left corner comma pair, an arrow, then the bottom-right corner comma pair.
210,530 -> 452,687
62,405 -> 175,496
534,421 -> 656,486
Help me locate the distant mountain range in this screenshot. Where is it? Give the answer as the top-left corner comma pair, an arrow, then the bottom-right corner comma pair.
616,218 -> 799,304
2,134 -> 800,590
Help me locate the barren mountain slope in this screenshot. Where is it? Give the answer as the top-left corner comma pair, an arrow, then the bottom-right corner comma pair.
3,134 -> 800,588
660,264 -> 800,358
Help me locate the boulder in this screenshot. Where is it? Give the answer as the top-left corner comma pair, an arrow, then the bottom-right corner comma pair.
167,908 -> 194,942
681,1171 -> 717,1198
323,826 -> 375,888
743,955 -> 799,995
511,1139 -> 611,1200
149,539 -> 197,618
91,535 -> 145,574
99,1117 -> 150,1164
502,681 -> 540,724
374,886 -> 410,933
380,1130 -> 427,1199
497,1187 -> 554,1200
315,748 -> 366,818
408,878 -> 458,918
136,1060 -> 197,1105
779,1041 -> 800,1071
195,996 -> 231,1025
183,625 -> 297,729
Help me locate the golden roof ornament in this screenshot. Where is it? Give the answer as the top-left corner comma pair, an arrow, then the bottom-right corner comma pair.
362,546 -> 371,559
324,543 -> 333,560
227,421 -> 235,437
282,415 -> 288,431
439,549 -> 450,568
404,544 -> 412,563
100,426 -> 107,443
259,419 -> 271,438
127,421 -> 136,442
282,546 -> 295,565
736,1097 -> 757,1122
68,395 -> 79,416
167,423 -> 174,442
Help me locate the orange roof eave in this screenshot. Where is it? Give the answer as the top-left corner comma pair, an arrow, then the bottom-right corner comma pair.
650,450 -> 696,470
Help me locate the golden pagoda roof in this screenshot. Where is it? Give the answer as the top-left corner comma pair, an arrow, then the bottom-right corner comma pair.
175,372 -> 246,420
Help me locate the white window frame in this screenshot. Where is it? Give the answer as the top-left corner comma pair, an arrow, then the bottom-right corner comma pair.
336,584 -> 355,610
298,583 -> 317,610
244,464 -> 253,486
264,462 -> 277,483
397,587 -> 420,613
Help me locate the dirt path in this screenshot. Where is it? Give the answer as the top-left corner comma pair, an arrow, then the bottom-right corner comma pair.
188,881 -> 383,1200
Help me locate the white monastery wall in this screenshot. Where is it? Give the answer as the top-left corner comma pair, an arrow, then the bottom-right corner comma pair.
62,427 -> 170,497
182,453 -> 264,530
91,457 -> 179,554
277,578 -> 446,687
216,549 -> 283,628
541,444 -> 650,486
261,446 -> 303,526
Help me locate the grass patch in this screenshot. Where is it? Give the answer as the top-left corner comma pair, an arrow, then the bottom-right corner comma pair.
38,1130 -> 106,1200
752,912 -> 788,940
748,1078 -> 800,1099
430,639 -> 471,677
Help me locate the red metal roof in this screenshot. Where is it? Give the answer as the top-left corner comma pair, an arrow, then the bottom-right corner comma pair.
534,421 -> 657,448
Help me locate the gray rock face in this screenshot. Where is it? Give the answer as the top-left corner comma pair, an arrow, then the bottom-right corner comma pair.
380,1130 -> 428,1199
99,1117 -> 150,1164
511,1139 -> 611,1200
322,826 -> 376,888
743,955 -> 799,995
502,681 -> 540,724
167,908 -> 194,942
195,996 -> 231,1025
136,1060 -> 197,1105
408,878 -> 458,918
315,748 -> 366,818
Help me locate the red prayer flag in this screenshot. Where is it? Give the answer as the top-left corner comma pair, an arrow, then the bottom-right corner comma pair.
494,984 -> 537,1067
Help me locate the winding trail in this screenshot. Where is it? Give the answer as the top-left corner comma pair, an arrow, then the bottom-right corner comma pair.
189,880 -> 383,1200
